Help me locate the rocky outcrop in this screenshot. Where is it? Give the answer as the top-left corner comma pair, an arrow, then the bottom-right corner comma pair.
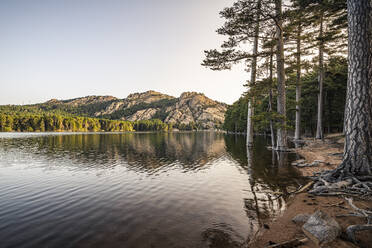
43,91 -> 227,129
125,90 -> 174,107
163,92 -> 227,129
63,95 -> 117,106
126,108 -> 159,121
95,101 -> 125,117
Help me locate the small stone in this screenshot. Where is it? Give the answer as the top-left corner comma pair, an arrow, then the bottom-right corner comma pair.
292,214 -> 310,224
302,210 -> 341,246
310,161 -> 320,166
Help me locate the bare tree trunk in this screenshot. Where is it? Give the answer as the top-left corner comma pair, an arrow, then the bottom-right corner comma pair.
269,49 -> 275,148
275,0 -> 287,151
328,0 -> 372,179
247,0 -> 261,147
294,23 -> 302,141
316,11 -> 325,140
327,92 -> 332,134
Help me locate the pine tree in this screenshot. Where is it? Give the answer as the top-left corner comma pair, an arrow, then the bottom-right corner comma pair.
203,0 -> 288,150
299,0 -> 347,139
327,0 -> 372,179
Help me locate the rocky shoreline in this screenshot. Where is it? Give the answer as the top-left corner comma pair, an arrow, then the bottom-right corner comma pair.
249,134 -> 372,248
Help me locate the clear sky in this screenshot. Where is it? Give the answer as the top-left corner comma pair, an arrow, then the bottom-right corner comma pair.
0,0 -> 248,105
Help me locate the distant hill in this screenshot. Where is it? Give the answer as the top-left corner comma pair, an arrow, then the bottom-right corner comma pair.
1,91 -> 227,129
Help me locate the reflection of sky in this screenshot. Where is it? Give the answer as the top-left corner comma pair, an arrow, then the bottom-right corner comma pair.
0,0 -> 247,105
0,132 -> 306,247
0,133 -> 255,247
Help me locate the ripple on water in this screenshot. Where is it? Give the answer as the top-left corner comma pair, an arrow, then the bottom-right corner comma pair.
0,132 -> 305,248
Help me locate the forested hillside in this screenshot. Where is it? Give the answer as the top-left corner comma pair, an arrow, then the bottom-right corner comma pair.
0,91 -> 227,132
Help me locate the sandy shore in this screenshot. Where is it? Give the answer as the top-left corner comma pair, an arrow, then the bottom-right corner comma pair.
249,134 -> 372,248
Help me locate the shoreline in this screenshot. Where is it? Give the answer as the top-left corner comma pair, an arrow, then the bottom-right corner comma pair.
249,134 -> 372,247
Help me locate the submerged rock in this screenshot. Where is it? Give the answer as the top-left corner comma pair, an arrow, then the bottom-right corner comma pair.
302,210 -> 341,246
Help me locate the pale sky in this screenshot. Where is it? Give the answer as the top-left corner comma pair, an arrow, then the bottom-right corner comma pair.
0,0 -> 248,105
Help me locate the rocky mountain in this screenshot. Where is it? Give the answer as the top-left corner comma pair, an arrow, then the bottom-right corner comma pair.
40,91 -> 227,129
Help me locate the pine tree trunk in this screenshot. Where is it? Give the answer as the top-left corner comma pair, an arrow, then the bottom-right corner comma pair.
246,0 -> 261,147
329,0 -> 372,179
275,0 -> 287,151
269,50 -> 275,148
294,23 -> 302,141
316,11 -> 325,140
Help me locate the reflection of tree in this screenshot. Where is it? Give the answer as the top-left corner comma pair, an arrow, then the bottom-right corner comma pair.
1,132 -> 227,172
245,146 -> 261,239
201,223 -> 246,248
224,135 -> 306,231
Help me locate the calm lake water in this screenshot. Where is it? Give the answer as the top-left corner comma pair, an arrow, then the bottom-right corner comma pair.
0,132 -> 304,248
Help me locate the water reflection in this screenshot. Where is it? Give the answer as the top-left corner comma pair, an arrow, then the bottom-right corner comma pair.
0,132 -> 226,172
224,135 -> 304,242
0,132 -> 304,248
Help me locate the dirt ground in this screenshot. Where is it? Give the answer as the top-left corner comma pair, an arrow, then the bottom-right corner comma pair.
249,134 -> 372,248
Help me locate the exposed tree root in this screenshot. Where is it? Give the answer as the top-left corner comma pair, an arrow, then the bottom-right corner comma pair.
306,164 -> 372,244
337,197 -> 372,244
308,169 -> 372,200
265,237 -> 308,248
346,224 -> 372,244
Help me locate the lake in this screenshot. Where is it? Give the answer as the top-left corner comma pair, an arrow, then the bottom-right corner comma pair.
0,132 -> 304,248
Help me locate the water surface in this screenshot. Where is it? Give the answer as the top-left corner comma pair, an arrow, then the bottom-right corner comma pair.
0,132 -> 304,248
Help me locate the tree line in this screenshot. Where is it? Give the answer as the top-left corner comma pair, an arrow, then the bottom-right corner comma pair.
223,56 -> 347,137
203,0 -> 347,150
0,113 -> 196,132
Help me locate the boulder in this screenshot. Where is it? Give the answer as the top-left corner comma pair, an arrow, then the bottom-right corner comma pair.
292,214 -> 310,224
302,210 -> 341,246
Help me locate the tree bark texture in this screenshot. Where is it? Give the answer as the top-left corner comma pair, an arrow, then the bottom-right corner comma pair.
269,51 -> 275,148
275,0 -> 287,151
316,11 -> 325,140
333,0 -> 372,178
246,0 -> 261,147
295,23 -> 302,141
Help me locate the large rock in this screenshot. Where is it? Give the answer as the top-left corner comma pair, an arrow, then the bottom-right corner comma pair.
292,214 -> 310,224
302,210 -> 341,246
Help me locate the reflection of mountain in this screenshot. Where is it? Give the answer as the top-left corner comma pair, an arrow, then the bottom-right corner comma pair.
0,132 -> 227,172
0,133 -> 308,246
